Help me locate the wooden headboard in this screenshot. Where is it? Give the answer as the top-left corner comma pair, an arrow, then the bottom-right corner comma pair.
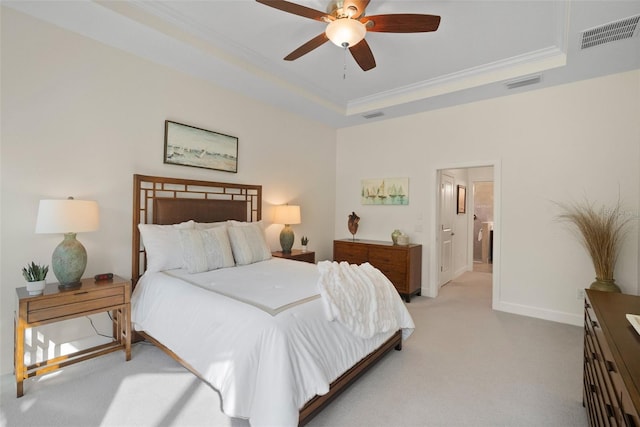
132,174 -> 262,285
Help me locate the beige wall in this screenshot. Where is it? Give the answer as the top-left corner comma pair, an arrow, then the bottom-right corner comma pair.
336,70 -> 640,325
0,8 -> 336,375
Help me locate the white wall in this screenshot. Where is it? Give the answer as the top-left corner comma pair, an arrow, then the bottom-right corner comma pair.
0,8 -> 336,375
336,70 -> 640,326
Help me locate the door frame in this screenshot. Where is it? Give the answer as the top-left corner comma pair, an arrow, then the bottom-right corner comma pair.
429,160 -> 501,310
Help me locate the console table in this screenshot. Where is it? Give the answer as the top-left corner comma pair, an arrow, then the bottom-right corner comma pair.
333,239 -> 422,302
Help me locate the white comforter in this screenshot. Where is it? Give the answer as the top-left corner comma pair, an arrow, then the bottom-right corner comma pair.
131,258 -> 414,427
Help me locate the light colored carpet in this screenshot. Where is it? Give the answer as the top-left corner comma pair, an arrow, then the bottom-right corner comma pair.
1,271 -> 588,427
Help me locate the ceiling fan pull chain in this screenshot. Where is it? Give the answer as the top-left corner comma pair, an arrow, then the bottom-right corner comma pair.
342,42 -> 348,80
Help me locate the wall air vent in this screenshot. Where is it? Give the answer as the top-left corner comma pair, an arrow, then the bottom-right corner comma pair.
505,75 -> 542,90
580,14 -> 640,49
362,111 -> 384,119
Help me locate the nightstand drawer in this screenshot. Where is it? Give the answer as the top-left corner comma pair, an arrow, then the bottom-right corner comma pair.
28,287 -> 124,323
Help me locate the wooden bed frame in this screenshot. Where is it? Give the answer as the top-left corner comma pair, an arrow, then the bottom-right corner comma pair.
131,174 -> 402,426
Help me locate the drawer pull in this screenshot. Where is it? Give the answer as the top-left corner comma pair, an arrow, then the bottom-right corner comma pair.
73,291 -> 89,295
605,360 -> 616,373
605,404 -> 614,419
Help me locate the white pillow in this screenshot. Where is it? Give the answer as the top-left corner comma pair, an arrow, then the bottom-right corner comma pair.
179,227 -> 235,273
227,221 -> 272,265
138,220 -> 194,272
195,221 -> 228,230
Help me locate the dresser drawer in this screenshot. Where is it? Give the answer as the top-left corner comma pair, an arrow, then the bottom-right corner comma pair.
368,247 -> 406,266
28,287 -> 124,323
334,242 -> 368,264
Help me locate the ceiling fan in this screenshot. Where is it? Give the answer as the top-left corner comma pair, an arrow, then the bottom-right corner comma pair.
256,0 -> 441,71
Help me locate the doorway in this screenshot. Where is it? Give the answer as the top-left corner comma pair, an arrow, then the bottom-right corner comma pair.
472,181 -> 494,273
432,164 -> 499,305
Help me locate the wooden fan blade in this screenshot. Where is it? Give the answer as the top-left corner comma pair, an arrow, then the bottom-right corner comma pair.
284,33 -> 329,61
349,39 -> 376,71
363,14 -> 441,33
342,0 -> 370,19
256,0 -> 328,22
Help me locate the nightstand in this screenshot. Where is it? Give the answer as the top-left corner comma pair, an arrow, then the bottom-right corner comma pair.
14,275 -> 131,397
272,249 -> 315,263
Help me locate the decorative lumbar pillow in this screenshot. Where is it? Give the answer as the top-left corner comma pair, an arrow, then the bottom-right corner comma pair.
179,227 -> 235,273
138,220 -> 195,273
227,221 -> 272,265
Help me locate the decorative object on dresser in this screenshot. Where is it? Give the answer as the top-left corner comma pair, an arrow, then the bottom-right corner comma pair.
272,249 -> 315,264
22,262 -> 48,295
555,198 -> 634,292
397,233 -> 410,245
301,235 -> 309,252
333,239 -> 422,302
35,198 -> 100,289
348,211 -> 360,240
583,289 -> 639,426
273,204 -> 301,253
164,120 -> 238,173
14,275 -> 131,397
391,229 -> 401,244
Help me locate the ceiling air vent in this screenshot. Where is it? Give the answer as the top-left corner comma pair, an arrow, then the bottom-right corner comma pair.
505,75 -> 542,90
580,14 -> 640,49
362,111 -> 384,119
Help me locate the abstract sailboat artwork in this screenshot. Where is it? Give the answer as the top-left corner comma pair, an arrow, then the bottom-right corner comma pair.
361,178 -> 409,205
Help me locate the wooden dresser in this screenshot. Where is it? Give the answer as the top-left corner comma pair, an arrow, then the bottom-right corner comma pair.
333,239 -> 422,302
583,289 -> 640,426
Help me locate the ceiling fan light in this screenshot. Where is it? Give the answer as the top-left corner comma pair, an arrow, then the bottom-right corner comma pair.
326,18 -> 366,47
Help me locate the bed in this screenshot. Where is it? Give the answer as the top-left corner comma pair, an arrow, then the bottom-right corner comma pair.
130,174 -> 414,426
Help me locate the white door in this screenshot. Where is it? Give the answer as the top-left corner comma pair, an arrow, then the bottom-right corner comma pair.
439,173 -> 455,286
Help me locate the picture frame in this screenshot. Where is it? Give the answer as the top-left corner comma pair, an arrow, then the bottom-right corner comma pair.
361,178 -> 409,205
164,120 -> 238,173
457,185 -> 466,214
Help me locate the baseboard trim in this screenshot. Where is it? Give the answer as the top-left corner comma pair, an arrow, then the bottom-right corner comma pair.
494,300 -> 583,326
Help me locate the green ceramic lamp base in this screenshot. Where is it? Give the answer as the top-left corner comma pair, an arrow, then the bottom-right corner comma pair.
280,225 -> 295,253
52,233 -> 87,287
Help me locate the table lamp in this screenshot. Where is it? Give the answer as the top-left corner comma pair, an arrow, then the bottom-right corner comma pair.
35,197 -> 100,289
273,205 -> 301,253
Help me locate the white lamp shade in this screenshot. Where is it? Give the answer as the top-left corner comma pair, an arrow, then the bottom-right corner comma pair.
273,205 -> 301,225
35,199 -> 100,234
326,18 -> 366,47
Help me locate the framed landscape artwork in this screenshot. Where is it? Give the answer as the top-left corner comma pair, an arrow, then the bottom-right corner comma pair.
361,178 -> 409,205
164,120 -> 238,173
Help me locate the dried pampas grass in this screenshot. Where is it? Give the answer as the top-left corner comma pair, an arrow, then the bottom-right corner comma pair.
555,198 -> 633,281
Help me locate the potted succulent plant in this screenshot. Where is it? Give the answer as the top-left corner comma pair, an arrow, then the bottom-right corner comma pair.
556,198 -> 634,292
301,236 -> 309,252
22,262 -> 49,295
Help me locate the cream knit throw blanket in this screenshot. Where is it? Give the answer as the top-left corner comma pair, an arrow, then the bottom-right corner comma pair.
317,261 -> 400,338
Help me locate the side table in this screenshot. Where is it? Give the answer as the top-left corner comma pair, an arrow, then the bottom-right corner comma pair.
272,249 -> 316,263
14,275 -> 131,397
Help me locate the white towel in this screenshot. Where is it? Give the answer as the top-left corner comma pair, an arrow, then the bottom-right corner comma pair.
317,261 -> 400,339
